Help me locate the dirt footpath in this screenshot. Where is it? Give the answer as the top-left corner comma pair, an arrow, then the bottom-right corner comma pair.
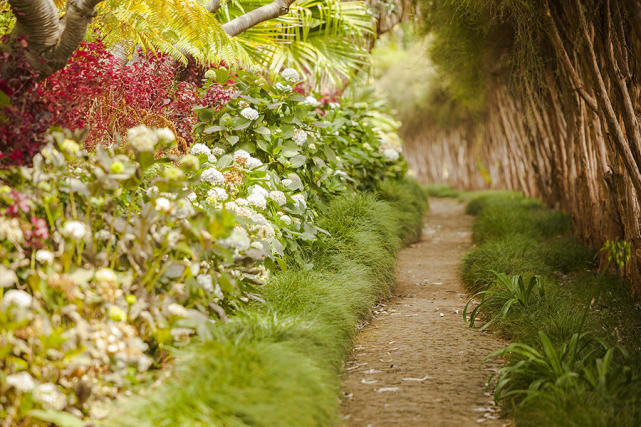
341,198 -> 508,426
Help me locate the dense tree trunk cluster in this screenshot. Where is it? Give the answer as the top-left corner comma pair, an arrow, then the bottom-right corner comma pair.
407,0 -> 641,293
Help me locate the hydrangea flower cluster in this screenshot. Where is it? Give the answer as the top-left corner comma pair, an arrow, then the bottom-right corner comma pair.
0,65 -> 407,424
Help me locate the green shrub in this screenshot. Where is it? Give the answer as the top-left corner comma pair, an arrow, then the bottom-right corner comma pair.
106,181 -> 426,425
462,190 -> 641,425
460,235 -> 549,294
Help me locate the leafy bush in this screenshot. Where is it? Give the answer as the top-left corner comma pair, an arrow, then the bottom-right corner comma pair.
105,182 -> 426,425
193,67 -> 407,207
0,59 -> 413,423
0,40 -> 233,164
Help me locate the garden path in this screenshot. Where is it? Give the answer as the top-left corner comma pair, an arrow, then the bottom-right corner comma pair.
341,198 -> 508,426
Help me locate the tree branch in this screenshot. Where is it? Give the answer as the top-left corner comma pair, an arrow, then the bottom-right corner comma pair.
52,0 -> 103,71
221,0 -> 295,37
8,0 -> 60,49
207,0 -> 221,13
7,0 -> 103,77
542,0 -> 598,112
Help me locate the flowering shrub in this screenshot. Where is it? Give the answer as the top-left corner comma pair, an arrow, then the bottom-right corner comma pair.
193,67 -> 406,211
0,128 -> 280,422
0,66 -> 407,423
0,40 -> 233,165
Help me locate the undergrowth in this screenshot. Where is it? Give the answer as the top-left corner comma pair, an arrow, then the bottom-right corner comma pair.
105,178 -> 427,426
424,183 -> 461,198
461,192 -> 641,426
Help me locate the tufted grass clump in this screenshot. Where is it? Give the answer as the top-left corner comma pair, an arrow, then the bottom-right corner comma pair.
425,183 -> 461,198
461,235 -> 549,294
107,179 -> 427,426
461,191 -> 641,426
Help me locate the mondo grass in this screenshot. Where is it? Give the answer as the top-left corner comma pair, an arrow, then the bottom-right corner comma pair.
106,178 -> 426,426
424,183 -> 461,198
462,192 -> 641,426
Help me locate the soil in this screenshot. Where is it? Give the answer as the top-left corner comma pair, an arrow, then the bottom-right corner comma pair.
340,198 -> 509,426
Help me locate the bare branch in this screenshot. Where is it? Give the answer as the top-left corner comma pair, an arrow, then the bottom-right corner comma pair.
221,0 -> 295,37
542,0 -> 598,112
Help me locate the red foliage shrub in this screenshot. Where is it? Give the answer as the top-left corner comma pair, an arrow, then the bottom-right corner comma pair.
0,40 -> 234,164
0,39 -> 59,164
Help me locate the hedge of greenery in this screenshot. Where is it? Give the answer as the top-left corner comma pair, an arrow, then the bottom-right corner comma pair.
461,192 -> 641,426
0,67 -> 410,425
107,179 -> 427,426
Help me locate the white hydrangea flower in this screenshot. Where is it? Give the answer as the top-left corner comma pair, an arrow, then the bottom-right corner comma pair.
292,129 -> 308,146
186,192 -> 197,202
302,96 -> 320,107
308,143 -> 316,151
224,201 -> 251,218
214,283 -> 224,300
233,150 -> 251,164
95,230 -> 113,242
256,223 -> 275,240
6,371 -> 36,392
201,167 -> 225,186
246,157 -> 263,169
196,274 -> 214,293
281,68 -> 300,82
280,214 -> 292,225
175,199 -> 195,219
95,268 -> 117,283
383,148 -> 400,162
236,198 -> 249,207
156,127 -> 175,142
127,125 -> 157,152
0,266 -> 17,288
274,82 -> 292,92
247,193 -> 267,210
146,186 -> 159,198
35,249 -> 54,264
154,197 -> 172,213
250,185 -> 269,197
33,383 -> 66,410
207,187 -> 228,202
240,107 -> 259,121
2,289 -> 32,309
328,102 -> 340,109
167,303 -> 188,317
282,178 -> 293,187
224,226 -> 250,251
212,147 -> 225,156
0,217 -> 24,243
251,213 -> 268,225
190,143 -> 211,156
292,194 -> 307,209
63,220 -> 89,240
269,190 -> 286,206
